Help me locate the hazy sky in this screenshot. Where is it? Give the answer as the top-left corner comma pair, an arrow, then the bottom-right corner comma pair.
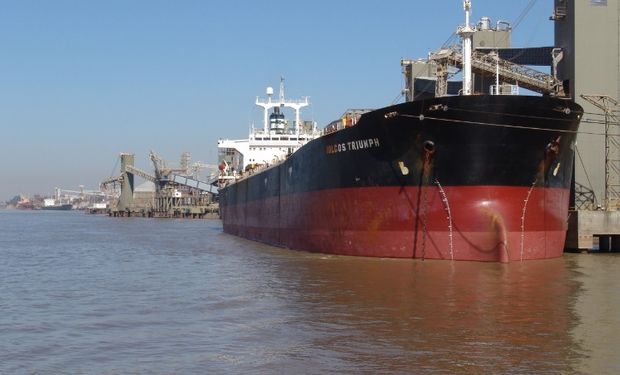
0,0 -> 553,200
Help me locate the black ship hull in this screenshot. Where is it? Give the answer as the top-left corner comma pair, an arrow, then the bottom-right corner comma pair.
40,204 -> 73,211
219,95 -> 582,261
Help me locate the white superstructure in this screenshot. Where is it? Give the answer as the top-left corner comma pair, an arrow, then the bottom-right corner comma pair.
217,78 -> 320,175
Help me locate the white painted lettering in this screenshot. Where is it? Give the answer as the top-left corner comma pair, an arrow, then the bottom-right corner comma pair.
325,138 -> 381,155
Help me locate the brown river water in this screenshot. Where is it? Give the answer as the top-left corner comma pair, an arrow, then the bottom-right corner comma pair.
1,210 -> 619,374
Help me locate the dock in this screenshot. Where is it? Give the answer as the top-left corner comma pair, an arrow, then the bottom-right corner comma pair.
566,210 -> 620,252
100,152 -> 219,220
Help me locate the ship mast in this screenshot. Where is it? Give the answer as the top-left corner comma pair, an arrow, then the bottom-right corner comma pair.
279,76 -> 285,104
458,0 -> 474,96
255,77 -> 309,138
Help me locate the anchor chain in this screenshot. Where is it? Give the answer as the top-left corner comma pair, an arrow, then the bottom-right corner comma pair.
435,179 -> 454,260
520,179 -> 538,261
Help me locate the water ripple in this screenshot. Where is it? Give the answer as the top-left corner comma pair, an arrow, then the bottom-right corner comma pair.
0,210 -> 618,373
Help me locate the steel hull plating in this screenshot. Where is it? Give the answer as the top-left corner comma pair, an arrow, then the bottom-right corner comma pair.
219,96 -> 582,261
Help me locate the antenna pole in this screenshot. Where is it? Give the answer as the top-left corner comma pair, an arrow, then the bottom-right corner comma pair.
458,0 -> 474,96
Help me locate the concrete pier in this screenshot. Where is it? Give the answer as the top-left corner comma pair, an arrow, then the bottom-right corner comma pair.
566,210 -> 620,252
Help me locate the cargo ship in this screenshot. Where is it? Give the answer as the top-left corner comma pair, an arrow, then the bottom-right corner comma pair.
216,2 -> 583,262
40,202 -> 73,211
39,196 -> 73,211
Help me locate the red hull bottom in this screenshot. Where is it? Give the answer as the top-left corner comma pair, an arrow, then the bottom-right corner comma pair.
221,186 -> 570,262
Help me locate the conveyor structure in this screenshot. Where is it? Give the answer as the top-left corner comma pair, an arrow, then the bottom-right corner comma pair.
429,47 -> 564,97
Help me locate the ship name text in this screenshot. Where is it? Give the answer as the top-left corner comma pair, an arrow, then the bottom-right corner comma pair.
325,138 -> 381,154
